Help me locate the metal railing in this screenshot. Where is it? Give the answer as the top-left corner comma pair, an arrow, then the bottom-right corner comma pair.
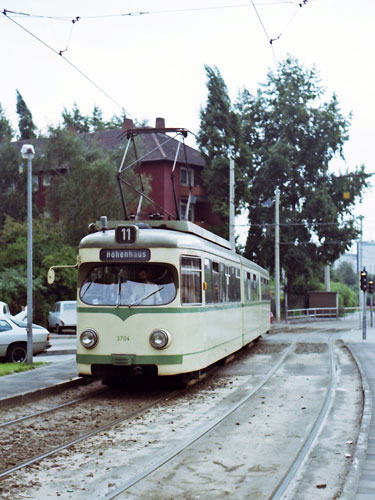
286,306 -> 338,322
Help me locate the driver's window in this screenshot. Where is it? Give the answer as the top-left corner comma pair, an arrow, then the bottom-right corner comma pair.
80,264 -> 177,306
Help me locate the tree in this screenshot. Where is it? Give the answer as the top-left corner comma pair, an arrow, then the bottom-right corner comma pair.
332,261 -> 357,289
0,216 -> 76,324
197,65 -> 251,238
40,127 -> 146,245
62,104 -> 129,132
0,103 -> 13,142
239,57 -> 369,291
0,141 -> 27,228
62,103 -> 90,133
16,90 -> 37,139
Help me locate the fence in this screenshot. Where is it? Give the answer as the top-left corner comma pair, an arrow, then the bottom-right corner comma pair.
286,306 -> 339,322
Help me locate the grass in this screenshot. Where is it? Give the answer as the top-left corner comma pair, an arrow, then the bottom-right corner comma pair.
0,362 -> 47,377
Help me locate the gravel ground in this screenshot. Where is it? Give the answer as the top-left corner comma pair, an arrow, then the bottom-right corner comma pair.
0,336 -> 363,500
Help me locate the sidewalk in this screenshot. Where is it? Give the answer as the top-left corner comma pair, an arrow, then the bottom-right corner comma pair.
0,358 -> 79,408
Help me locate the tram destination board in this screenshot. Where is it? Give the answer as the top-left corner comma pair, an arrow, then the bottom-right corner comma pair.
115,225 -> 137,244
100,248 -> 150,262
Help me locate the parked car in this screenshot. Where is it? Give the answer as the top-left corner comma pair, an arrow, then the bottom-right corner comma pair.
48,301 -> 77,334
0,301 -> 11,317
0,315 -> 51,363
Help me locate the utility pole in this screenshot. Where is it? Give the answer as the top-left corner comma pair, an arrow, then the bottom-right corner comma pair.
358,216 -> 363,327
324,265 -> 330,292
275,187 -> 280,321
21,144 -> 35,365
229,159 -> 235,250
360,268 -> 367,340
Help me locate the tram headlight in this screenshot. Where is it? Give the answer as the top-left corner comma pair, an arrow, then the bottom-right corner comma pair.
80,329 -> 98,349
149,329 -> 171,350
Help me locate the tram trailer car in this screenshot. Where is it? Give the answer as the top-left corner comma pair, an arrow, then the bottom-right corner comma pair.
76,220 -> 270,380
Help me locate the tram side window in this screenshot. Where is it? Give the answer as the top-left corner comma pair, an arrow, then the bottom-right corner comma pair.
212,262 -> 220,303
228,266 -> 241,302
181,256 -> 202,305
244,272 -> 251,302
261,277 -> 270,301
221,264 -> 228,302
205,260 -> 220,304
252,273 -> 260,301
244,271 -> 260,302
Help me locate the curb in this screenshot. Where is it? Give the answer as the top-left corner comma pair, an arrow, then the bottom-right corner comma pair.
340,344 -> 372,499
0,376 -> 92,410
37,349 -> 76,356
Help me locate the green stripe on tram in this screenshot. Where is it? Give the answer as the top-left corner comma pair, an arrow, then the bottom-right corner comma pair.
76,353 -> 183,365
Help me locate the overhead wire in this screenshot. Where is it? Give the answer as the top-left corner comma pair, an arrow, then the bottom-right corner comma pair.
1,9 -> 127,116
0,2 -> 312,22
250,0 -> 278,69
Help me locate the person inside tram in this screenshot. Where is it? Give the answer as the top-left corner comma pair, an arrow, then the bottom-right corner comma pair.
127,268 -> 163,306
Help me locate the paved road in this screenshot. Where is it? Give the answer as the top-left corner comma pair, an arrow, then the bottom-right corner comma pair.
34,333 -> 76,363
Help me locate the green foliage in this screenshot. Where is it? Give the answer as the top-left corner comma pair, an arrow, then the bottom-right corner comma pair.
0,217 -> 76,324
16,90 -> 37,139
197,66 -> 251,238
0,362 -> 47,375
62,103 -> 128,132
198,57 -> 369,289
331,261 -> 357,289
0,141 -> 27,228
40,127 -> 145,246
0,103 -> 13,142
243,57 -> 368,289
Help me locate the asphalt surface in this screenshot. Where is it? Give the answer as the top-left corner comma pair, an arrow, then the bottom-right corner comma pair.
1,316 -> 375,498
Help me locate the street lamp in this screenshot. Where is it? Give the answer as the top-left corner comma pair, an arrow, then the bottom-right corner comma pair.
21,144 -> 35,365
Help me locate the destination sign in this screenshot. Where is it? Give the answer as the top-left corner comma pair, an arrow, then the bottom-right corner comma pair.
115,225 -> 137,244
100,248 -> 150,262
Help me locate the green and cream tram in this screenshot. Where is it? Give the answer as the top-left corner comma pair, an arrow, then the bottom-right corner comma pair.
75,219 -> 270,380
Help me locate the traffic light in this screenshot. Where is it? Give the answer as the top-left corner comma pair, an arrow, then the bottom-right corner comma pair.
369,280 -> 374,294
360,270 -> 368,292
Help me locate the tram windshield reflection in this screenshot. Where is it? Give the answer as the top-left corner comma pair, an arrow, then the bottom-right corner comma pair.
80,264 -> 176,306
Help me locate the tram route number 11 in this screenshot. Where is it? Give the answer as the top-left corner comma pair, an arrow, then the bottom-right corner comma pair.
115,225 -> 137,244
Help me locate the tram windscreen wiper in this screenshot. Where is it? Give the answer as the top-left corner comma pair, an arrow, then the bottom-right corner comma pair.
116,275 -> 121,308
128,287 -> 164,308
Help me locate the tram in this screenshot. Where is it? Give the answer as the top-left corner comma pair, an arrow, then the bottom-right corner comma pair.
75,218 -> 270,381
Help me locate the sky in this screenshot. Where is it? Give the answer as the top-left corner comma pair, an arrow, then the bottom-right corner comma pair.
1,0 -> 374,246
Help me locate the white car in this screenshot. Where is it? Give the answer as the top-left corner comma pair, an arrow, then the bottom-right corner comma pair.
48,301 -> 77,334
0,315 -> 51,363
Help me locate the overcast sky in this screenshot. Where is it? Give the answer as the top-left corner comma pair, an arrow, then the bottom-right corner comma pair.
1,0 -> 374,245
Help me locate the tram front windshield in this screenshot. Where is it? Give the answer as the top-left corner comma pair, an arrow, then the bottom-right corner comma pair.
80,264 -> 176,306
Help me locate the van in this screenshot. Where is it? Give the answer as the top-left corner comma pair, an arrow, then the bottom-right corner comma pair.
48,301 -> 77,334
0,302 -> 11,317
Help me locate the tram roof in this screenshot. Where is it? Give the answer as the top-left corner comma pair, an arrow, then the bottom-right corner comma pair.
81,220 -> 232,250
79,220 -> 269,276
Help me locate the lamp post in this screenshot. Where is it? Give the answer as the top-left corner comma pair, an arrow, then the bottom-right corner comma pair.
21,144 -> 35,365
275,187 -> 280,321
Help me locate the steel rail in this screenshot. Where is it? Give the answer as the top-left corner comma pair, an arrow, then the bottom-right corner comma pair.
0,387 -> 110,429
269,338 -> 336,500
0,390 -> 181,480
102,342 -> 296,500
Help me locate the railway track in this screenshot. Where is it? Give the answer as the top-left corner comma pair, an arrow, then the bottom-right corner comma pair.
103,342 -> 297,499
0,333 -> 361,499
0,384 -> 180,479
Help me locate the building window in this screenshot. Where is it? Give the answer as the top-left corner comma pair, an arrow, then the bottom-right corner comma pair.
180,167 -> 194,187
180,201 -> 195,222
42,174 -> 51,187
